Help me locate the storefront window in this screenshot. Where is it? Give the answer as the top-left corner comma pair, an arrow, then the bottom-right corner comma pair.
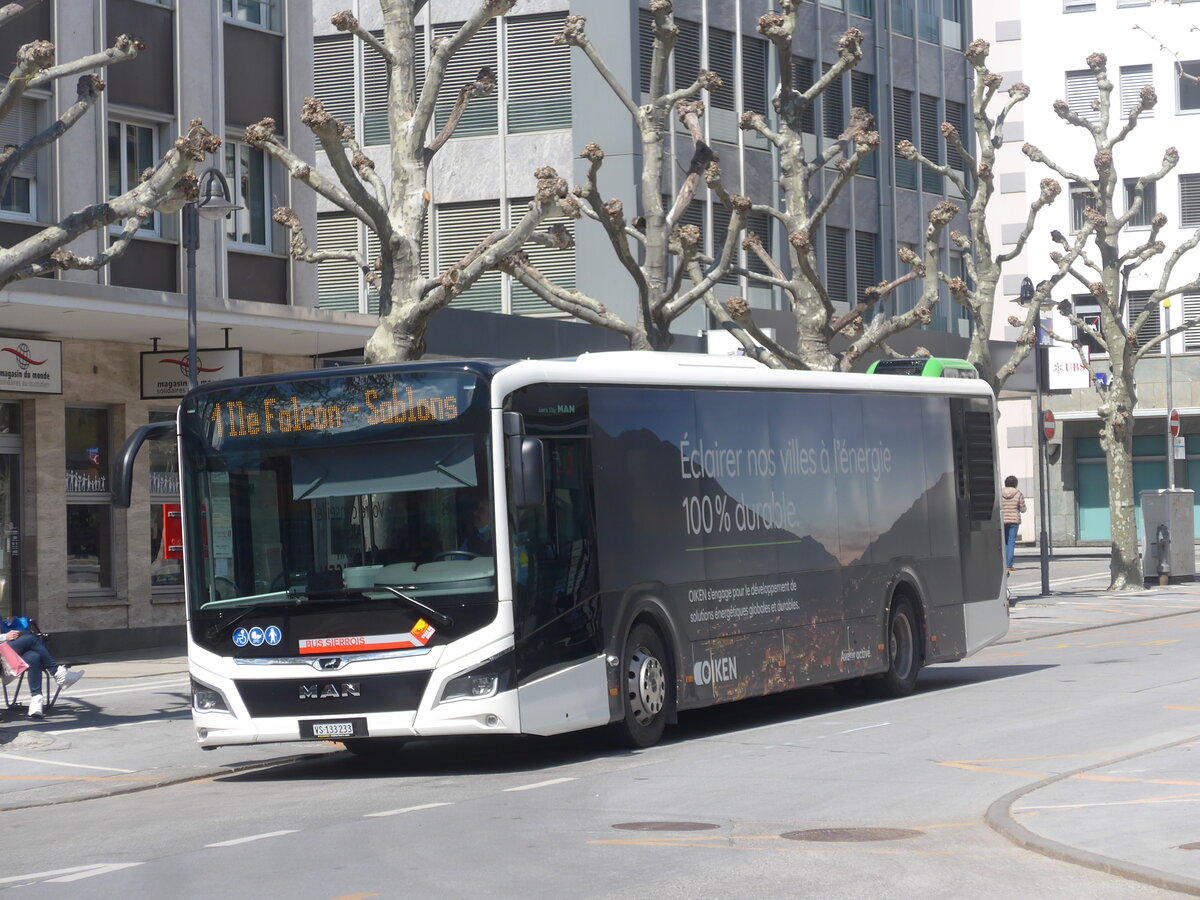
66,407 -> 112,592
149,411 -> 182,591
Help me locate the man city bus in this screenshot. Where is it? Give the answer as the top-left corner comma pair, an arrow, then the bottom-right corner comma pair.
115,352 -> 1008,754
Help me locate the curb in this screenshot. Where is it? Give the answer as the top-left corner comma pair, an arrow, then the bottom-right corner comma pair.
984,735 -> 1200,897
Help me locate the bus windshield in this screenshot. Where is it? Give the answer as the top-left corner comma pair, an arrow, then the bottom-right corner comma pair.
178,369 -> 495,621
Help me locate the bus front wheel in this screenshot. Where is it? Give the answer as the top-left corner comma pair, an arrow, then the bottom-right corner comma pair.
872,596 -> 921,698
614,622 -> 670,749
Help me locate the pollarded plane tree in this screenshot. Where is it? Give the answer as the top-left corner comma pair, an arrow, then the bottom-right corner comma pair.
247,2 -> 569,363
716,6 -> 942,372
1023,52 -> 1200,589
0,3 -> 216,286
494,3 -> 749,351
901,39 -> 1088,393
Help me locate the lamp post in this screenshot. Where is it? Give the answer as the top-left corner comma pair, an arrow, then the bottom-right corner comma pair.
1018,276 -> 1052,597
182,168 -> 241,390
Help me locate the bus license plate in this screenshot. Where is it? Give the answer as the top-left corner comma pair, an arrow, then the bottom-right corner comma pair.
301,718 -> 367,740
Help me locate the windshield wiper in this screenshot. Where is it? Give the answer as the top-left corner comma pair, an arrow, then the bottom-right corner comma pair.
378,586 -> 454,629
205,603 -> 293,641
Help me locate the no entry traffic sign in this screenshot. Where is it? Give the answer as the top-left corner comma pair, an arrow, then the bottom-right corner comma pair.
1042,409 -> 1056,442
1169,408 -> 1180,438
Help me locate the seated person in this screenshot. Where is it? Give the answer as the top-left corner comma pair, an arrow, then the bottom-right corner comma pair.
2,616 -> 84,718
460,498 -> 494,556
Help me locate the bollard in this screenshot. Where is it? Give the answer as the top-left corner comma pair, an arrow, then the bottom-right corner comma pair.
1156,523 -> 1171,586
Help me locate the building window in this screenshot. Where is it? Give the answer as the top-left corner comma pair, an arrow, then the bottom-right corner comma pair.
1130,290 -> 1161,354
1180,173 -> 1200,227
894,88 -> 917,189
1063,0 -> 1096,11
66,408 -> 112,594
1178,60 -> 1200,112
435,201 -> 503,312
743,36 -> 769,119
851,70 -> 877,176
149,411 -> 182,592
508,199 -> 575,315
1184,291 -> 1200,350
222,0 -> 277,31
0,96 -> 37,219
820,0 -> 845,8
1119,64 -> 1153,119
918,0 -> 940,43
224,141 -> 270,249
1124,178 -> 1156,228
107,120 -> 159,233
850,0 -> 875,18
855,231 -> 879,309
891,0 -> 914,37
508,15 -> 571,133
793,58 -> 817,134
1066,69 -> 1100,121
919,93 -> 942,193
943,0 -> 964,50
1073,294 -> 1105,358
822,64 -> 845,141
1070,181 -> 1097,232
945,98 -> 968,179
433,20 -> 498,137
825,226 -> 849,304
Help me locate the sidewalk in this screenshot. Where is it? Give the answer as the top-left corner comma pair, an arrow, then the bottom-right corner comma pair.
4,579 -> 1200,893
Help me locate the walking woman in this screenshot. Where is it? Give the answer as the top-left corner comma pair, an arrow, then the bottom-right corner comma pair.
1001,475 -> 1026,572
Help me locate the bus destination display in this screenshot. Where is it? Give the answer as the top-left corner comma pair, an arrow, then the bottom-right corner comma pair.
197,372 -> 480,446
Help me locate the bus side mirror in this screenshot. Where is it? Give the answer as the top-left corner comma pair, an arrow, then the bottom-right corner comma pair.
504,412 -> 545,509
114,420 -> 176,509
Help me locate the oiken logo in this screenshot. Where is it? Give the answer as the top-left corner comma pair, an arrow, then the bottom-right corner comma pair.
693,655 -> 738,686
299,682 -> 360,700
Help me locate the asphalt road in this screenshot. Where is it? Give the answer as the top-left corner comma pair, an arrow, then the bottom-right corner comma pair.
2,560 -> 1200,898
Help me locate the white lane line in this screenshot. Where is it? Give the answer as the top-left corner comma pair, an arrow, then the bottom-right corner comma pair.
832,723 -> 891,736
1009,571 -> 1109,590
503,777 -> 576,792
68,678 -> 189,700
365,802 -> 453,818
0,753 -> 135,774
206,830 -> 297,848
0,863 -> 142,885
54,715 -> 190,735
49,863 -> 144,883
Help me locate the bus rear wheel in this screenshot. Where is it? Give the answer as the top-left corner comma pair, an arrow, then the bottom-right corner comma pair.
871,596 -> 921,698
613,622 -> 670,749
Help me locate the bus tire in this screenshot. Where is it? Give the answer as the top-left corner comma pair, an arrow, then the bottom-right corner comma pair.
871,596 -> 921,698
613,622 -> 670,749
342,737 -> 407,759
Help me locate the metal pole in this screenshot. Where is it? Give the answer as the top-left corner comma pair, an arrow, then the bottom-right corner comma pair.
1165,299 -> 1175,489
1035,319 -> 1051,597
182,202 -> 199,391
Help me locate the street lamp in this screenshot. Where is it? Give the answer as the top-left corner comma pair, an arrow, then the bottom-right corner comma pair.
1017,276 -> 1052,597
182,167 -> 241,390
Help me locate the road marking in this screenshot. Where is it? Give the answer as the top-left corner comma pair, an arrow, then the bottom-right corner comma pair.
1141,640 -> 1182,646
364,802 -> 452,818
0,753 -> 134,773
206,830 -> 297,848
0,863 -> 143,885
940,753 -> 1113,779
503,777 -> 576,792
1017,793 -> 1200,812
53,715 -> 190,735
1166,705 -> 1200,711
831,723 -> 890,736
67,680 -> 190,701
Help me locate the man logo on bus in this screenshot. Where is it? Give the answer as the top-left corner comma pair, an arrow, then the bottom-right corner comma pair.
693,655 -> 738,686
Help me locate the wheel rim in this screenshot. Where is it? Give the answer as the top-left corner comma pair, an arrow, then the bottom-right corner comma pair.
626,646 -> 666,726
889,610 -> 915,680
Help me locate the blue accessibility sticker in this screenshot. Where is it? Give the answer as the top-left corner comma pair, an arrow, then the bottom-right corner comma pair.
232,627 -> 249,648
248,626 -> 265,647
264,625 -> 282,646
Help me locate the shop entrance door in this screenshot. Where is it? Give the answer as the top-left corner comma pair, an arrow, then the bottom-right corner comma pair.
0,404 -> 21,619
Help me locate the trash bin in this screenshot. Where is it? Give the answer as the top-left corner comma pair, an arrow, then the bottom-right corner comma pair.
1140,489 -> 1196,584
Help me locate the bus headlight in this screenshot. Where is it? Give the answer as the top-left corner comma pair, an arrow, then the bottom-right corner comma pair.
440,650 -> 514,703
192,678 -> 231,713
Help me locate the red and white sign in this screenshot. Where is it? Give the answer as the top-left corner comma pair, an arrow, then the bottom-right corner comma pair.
1043,410 -> 1057,442
1169,408 -> 1180,438
298,620 -> 437,655
140,347 -> 242,399
0,336 -> 62,394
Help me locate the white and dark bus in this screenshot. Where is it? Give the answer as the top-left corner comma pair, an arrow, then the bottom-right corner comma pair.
116,352 -> 1008,753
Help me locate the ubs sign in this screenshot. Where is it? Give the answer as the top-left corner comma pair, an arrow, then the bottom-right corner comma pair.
0,337 -> 62,394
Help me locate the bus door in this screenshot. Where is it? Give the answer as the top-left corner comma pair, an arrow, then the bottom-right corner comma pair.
950,399 -> 1002,603
512,438 -> 602,683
